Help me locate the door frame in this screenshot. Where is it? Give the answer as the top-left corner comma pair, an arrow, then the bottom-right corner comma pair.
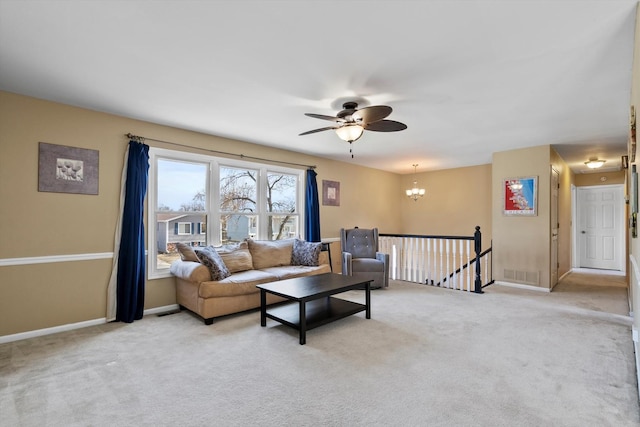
571,184 -> 578,268
551,168 -> 559,288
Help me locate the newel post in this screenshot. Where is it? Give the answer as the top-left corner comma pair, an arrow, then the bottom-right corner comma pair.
474,226 -> 484,294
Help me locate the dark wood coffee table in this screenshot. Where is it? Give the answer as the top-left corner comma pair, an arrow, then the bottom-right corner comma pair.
257,273 -> 371,345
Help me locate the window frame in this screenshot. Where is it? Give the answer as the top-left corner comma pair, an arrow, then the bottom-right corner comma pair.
148,147 -> 305,279
177,222 -> 192,235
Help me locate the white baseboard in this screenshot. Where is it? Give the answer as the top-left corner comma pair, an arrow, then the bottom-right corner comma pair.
0,304 -> 180,344
572,267 -> 625,276
494,280 -> 551,292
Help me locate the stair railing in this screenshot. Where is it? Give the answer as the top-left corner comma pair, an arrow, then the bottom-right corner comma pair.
379,226 -> 493,293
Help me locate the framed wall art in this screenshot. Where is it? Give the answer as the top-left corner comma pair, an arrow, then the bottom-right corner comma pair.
503,176 -> 537,216
38,142 -> 99,195
322,180 -> 340,206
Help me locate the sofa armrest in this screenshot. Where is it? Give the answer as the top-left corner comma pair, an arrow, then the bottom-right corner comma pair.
170,260 -> 212,283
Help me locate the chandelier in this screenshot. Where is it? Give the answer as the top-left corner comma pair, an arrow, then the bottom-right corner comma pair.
406,164 -> 425,201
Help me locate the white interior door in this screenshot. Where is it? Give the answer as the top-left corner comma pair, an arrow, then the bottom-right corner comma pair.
577,185 -> 624,271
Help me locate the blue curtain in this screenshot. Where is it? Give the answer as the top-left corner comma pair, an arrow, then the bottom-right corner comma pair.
116,140 -> 149,323
305,168 -> 321,242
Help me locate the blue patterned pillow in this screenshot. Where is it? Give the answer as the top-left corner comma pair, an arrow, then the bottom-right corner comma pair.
291,239 -> 321,266
195,247 -> 231,281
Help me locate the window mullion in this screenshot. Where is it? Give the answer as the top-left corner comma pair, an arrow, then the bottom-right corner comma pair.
258,167 -> 268,240
210,161 -> 220,246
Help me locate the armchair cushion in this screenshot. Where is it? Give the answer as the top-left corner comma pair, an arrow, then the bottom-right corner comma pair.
351,257 -> 385,273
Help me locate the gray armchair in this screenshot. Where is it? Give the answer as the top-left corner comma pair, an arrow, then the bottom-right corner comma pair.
340,227 -> 389,289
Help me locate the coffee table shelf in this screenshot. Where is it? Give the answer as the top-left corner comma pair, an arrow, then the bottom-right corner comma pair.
265,297 -> 366,331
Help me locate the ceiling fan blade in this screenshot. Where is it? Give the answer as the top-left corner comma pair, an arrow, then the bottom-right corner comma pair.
352,105 -> 392,124
299,126 -> 338,136
304,113 -> 343,122
365,120 -> 407,132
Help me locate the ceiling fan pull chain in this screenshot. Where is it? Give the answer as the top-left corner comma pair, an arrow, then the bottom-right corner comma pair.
350,142 -> 353,158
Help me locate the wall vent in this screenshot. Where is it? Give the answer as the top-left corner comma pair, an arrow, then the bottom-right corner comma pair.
503,269 -> 539,285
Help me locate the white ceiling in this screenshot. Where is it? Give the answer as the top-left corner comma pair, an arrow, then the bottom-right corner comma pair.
0,0 -> 636,175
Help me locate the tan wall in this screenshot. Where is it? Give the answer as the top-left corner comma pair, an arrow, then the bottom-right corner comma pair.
574,170 -> 625,187
399,164 -> 492,248
492,145 -> 553,289
0,91 -> 404,336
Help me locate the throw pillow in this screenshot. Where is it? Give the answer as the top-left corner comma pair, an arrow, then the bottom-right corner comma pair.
247,238 -> 294,269
291,239 -> 322,267
176,242 -> 200,263
195,247 -> 231,281
215,241 -> 253,273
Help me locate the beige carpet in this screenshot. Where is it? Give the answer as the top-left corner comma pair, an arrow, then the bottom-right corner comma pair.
1,272 -> 638,426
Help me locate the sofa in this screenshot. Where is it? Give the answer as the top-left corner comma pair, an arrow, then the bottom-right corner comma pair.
170,238 -> 331,324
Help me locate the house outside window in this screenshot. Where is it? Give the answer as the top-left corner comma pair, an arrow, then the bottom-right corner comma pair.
148,147 -> 303,278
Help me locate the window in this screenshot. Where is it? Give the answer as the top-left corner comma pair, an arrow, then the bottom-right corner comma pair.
266,171 -> 299,239
177,222 -> 192,235
219,165 -> 258,243
148,148 -> 304,278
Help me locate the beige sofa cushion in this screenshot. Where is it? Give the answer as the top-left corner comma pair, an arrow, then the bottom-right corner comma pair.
248,238 -> 294,269
260,264 -> 331,280
198,269 -> 278,298
216,241 -> 253,273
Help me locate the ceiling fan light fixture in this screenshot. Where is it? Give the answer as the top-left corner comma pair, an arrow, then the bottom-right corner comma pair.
585,158 -> 606,169
335,124 -> 364,143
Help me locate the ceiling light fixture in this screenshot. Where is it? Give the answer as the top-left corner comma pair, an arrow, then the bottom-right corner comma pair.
406,164 -> 426,201
335,124 -> 364,143
585,158 -> 606,169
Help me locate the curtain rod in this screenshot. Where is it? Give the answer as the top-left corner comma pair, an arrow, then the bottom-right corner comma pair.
125,133 -> 316,170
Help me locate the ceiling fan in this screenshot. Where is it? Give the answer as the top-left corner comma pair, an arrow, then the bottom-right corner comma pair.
300,102 -> 407,157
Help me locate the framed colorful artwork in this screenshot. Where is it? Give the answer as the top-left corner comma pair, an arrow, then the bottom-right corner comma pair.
503,176 -> 537,216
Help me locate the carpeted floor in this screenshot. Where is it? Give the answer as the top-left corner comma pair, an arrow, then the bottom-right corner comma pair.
1,271 -> 638,426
